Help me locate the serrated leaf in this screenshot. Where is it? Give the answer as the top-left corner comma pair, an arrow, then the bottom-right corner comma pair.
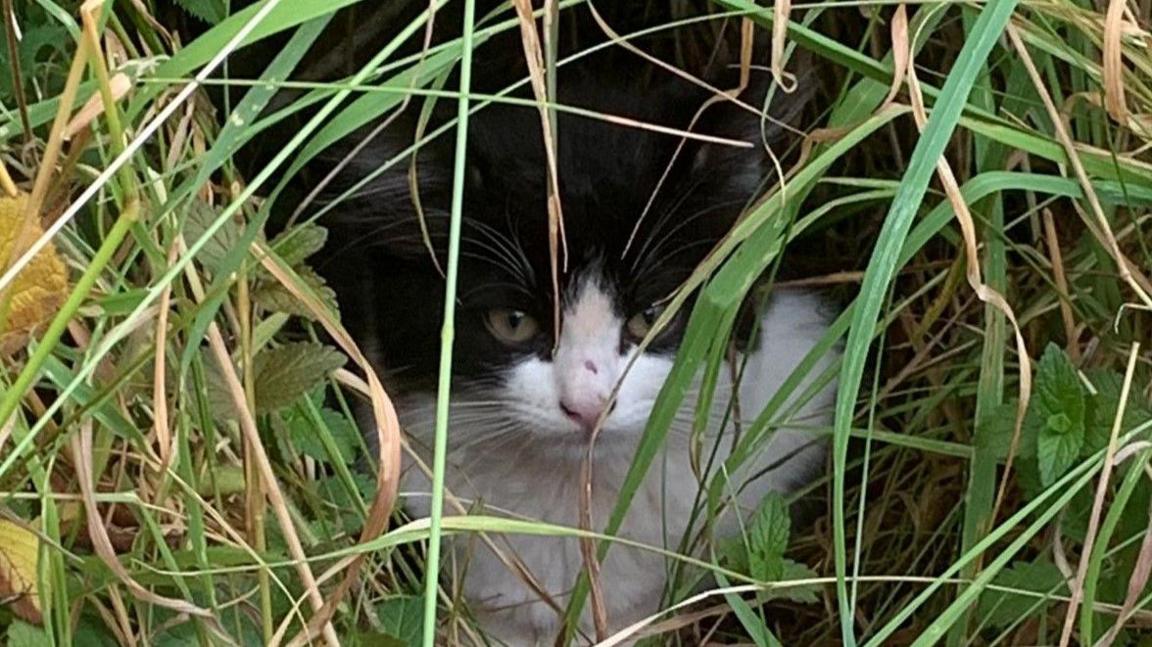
978,400 -> 1036,462
183,200 -> 245,273
252,265 -> 338,320
1033,345 -> 1086,485
175,0 -> 226,24
0,193 -> 69,356
268,223 -> 328,268
977,558 -> 1066,629
1085,370 -> 1152,454
764,559 -> 821,604
743,493 -> 790,581
0,518 -> 42,624
375,595 -> 424,647
286,405 -> 360,464
253,342 -> 346,414
314,472 -> 375,535
198,349 -> 239,420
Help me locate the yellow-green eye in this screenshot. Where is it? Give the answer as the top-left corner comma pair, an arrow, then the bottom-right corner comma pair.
626,305 -> 664,340
484,309 -> 539,344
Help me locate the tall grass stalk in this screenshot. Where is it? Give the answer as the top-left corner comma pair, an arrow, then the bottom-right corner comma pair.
830,0 -> 1019,640
424,0 -> 479,644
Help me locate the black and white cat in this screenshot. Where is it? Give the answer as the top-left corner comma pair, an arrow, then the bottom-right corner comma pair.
319,56 -> 837,645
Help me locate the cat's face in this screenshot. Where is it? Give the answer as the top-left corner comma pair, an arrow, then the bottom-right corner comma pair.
323,65 -> 801,452
476,267 -> 674,444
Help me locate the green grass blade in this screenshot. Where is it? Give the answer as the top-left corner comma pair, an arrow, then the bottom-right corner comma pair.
951,5 -> 1012,640
829,0 -> 1021,642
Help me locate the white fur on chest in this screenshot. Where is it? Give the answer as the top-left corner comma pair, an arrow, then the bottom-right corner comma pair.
395,290 -> 835,645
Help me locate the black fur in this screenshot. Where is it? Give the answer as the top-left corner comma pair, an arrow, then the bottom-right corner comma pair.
316,52 -> 808,394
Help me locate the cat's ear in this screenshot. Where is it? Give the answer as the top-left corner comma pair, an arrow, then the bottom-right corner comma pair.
318,113 -> 461,261
687,68 -> 814,201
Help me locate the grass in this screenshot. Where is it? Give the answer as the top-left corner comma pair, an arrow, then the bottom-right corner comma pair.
2,0 -> 1152,645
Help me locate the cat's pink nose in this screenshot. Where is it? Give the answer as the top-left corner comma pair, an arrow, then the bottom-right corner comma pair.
560,397 -> 613,429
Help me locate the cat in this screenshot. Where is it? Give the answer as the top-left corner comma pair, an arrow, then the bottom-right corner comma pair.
318,56 -> 838,645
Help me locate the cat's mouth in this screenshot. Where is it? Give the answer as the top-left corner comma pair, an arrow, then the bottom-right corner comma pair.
516,417 -> 640,448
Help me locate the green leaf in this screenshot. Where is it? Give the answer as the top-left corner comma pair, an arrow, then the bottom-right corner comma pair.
174,0 -> 227,24
977,558 -> 1066,629
252,266 -> 338,320
253,342 -> 346,414
1033,345 -> 1086,485
314,472 -> 374,534
1085,369 -> 1152,454
183,201 -> 247,274
71,613 -> 122,647
196,464 -> 246,496
978,400 -> 1035,462
286,405 -> 359,464
375,595 -> 425,647
732,488 -> 787,580
200,349 -> 237,420
5,621 -> 52,647
765,559 -> 821,604
268,223 -> 328,267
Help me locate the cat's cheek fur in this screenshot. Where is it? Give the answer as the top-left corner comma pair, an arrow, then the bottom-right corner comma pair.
392,291 -> 836,645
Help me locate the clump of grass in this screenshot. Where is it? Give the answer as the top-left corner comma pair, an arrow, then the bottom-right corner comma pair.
2,0 -> 1152,645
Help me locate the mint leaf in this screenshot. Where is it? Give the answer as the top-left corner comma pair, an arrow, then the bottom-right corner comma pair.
746,493 -> 790,581
1033,345 -> 1086,485
253,343 -> 346,414
268,223 -> 328,267
979,400 -> 1035,462
1084,369 -> 1152,454
286,405 -> 360,464
374,595 -> 424,647
764,559 -> 821,604
183,200 -> 249,273
252,265 -> 339,320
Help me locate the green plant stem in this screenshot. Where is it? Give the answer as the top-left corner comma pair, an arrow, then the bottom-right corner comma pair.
0,198 -> 139,433
81,4 -> 137,201
423,0 -> 477,644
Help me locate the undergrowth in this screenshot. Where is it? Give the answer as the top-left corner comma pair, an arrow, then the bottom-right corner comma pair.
2,0 -> 1152,645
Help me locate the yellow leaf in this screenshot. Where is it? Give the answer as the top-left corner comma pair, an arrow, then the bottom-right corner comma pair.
0,518 -> 42,624
0,193 -> 69,356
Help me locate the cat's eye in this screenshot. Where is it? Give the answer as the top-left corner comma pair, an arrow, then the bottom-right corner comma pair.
626,305 -> 665,341
484,309 -> 540,344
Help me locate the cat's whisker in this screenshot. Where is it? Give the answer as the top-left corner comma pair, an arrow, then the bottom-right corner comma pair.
318,218 -> 415,258
633,199 -> 748,277
464,218 -> 536,285
460,241 -> 531,286
628,174 -> 710,269
458,278 -> 536,303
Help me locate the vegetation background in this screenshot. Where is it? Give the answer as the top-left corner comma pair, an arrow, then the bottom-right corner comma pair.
1,0 -> 1151,645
